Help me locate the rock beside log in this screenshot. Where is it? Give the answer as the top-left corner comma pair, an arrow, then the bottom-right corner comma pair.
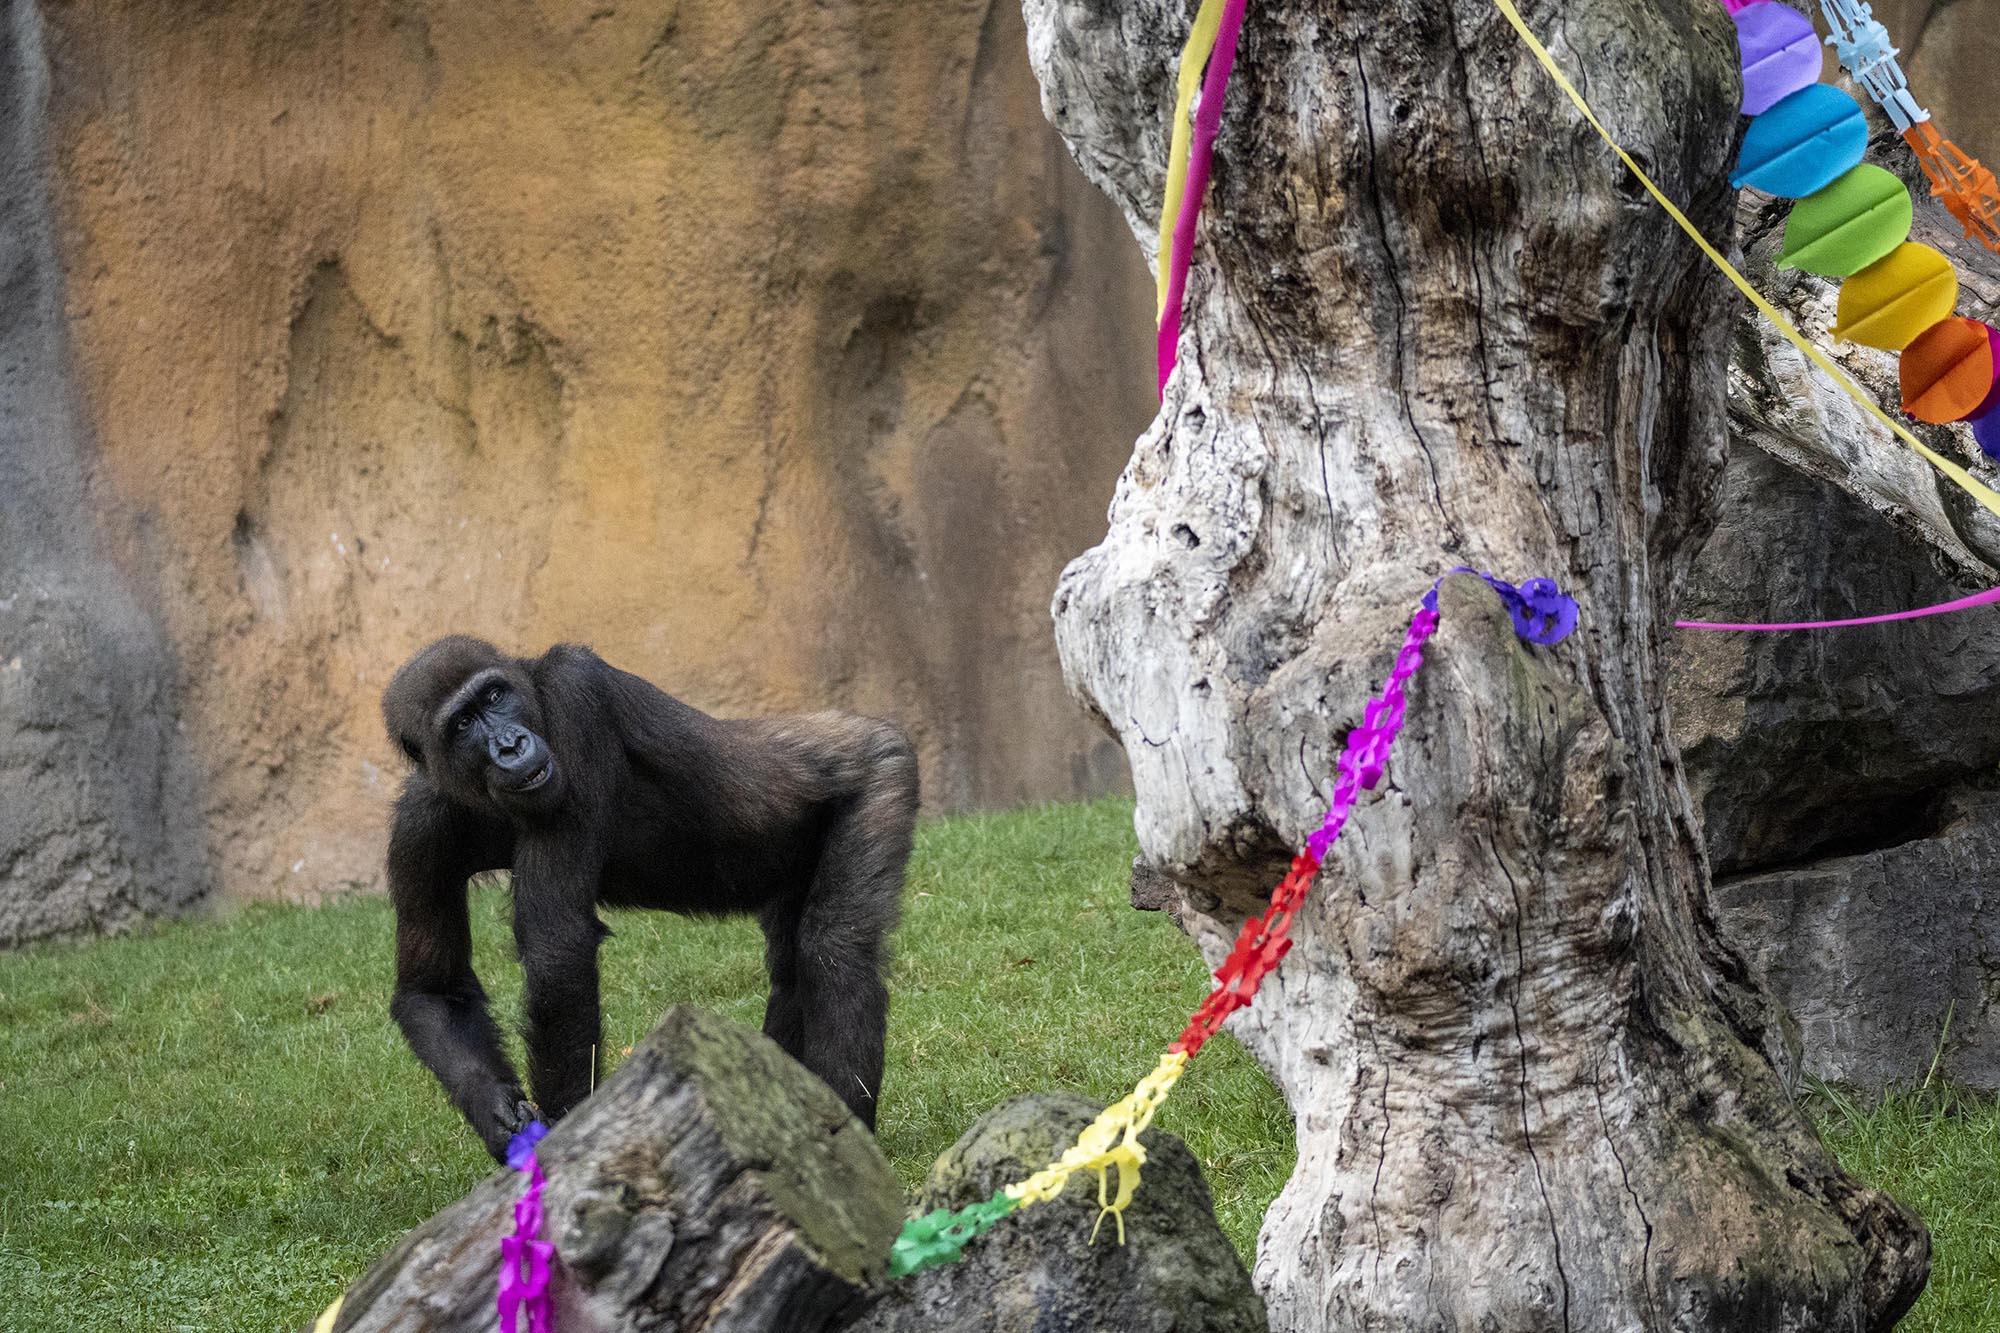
1715,786 -> 2000,1092
316,1005 -> 902,1333
848,1092 -> 1266,1333
1674,426 -> 2000,1092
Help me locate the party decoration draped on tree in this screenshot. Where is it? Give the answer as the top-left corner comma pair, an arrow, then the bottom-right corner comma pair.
1720,0 -> 2000,454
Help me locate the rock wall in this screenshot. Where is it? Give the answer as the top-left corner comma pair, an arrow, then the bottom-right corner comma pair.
5,0 -> 1154,926
0,0 -> 207,947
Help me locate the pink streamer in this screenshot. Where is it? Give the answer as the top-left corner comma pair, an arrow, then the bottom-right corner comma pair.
498,1124 -> 556,1333
1674,585 -> 2000,631
1158,0 -> 1249,395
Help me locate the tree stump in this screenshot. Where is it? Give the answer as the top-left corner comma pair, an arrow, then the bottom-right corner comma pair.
313,1006 -> 902,1333
1025,0 -> 1930,1329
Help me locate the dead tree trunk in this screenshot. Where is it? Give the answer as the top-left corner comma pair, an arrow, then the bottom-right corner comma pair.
1027,1 -> 1930,1330
312,1007 -> 902,1333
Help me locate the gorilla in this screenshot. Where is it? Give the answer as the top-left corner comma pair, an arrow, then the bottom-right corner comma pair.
380,635 -> 918,1159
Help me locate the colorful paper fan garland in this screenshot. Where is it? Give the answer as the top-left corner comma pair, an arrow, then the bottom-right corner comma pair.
1717,1 -> 2000,449
1778,163 -> 1911,277
1500,0 -> 2000,633
888,571 -> 1580,1279
1831,241 -> 1957,349
1733,2 -> 1821,117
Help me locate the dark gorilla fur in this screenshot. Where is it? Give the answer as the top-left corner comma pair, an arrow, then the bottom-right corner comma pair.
380,635 -> 918,1158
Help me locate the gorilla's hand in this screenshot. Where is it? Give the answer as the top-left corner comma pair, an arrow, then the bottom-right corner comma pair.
472,1086 -> 540,1162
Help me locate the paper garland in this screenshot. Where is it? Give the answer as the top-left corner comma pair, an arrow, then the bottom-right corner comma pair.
1778,163 -> 1911,276
1831,241 -> 1958,349
1718,2 -> 2000,452
499,1122 -> 556,1333
1731,83 -> 1870,197
1734,2 -> 1821,117
887,571 -> 1579,1279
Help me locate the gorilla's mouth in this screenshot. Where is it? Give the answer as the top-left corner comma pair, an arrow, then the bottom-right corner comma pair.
512,761 -> 554,793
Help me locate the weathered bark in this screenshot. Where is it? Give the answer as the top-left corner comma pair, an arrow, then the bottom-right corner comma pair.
316,1006 -> 902,1333
1028,1 -> 1929,1330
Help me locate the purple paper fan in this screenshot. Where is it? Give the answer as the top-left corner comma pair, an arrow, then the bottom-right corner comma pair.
1735,1 -> 1822,117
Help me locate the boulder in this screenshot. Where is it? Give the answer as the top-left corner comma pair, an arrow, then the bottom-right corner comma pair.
316,1006 -> 903,1332
849,1092 -> 1266,1333
1713,786 -> 2000,1091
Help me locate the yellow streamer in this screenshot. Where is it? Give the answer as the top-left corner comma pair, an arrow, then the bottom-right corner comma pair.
1494,0 -> 2000,523
1156,0 -> 1231,317
311,1295 -> 344,1333
1004,1050 -> 1188,1243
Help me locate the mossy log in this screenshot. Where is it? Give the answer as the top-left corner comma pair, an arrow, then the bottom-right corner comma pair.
311,1006 -> 902,1333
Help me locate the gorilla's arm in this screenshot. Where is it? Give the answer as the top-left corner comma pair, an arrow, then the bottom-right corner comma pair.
386,780 -> 528,1160
510,833 -> 610,1124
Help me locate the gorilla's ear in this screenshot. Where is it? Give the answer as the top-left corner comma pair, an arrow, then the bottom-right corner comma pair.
400,735 -> 423,766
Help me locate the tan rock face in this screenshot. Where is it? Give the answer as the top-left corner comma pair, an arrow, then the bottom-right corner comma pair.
1872,0 -> 2000,156
37,0 -> 1152,904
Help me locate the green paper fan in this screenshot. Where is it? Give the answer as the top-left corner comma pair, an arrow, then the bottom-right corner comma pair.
1780,164 -> 1914,278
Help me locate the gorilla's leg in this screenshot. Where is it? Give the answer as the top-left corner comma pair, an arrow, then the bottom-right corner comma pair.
759,897 -> 807,1059
793,726 -> 917,1128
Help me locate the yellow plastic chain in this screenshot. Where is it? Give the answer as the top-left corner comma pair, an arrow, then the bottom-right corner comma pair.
1003,1050 -> 1189,1242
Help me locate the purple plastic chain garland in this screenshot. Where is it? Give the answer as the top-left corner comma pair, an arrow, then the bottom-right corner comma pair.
1296,569 -> 1577,861
498,1121 -> 555,1333
1424,566 -> 1579,646
1303,606 -> 1437,862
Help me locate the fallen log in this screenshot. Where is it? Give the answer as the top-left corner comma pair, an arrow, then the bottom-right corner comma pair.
311,1005 -> 903,1333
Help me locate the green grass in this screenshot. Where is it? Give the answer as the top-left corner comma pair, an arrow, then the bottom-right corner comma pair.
0,799 -> 1285,1331
1810,1080 -> 2000,1333
0,797 -> 1991,1331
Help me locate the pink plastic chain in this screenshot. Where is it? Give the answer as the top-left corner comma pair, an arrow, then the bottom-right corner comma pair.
498,1123 -> 555,1333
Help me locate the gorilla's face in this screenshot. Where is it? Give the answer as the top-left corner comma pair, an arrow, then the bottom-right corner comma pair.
434,668 -> 561,811
384,638 -> 564,815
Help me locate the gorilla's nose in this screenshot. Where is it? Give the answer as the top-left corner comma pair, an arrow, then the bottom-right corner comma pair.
493,729 -> 536,768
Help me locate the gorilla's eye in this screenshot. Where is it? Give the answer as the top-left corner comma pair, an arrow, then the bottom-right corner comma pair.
483,684 -> 503,706
455,713 -> 474,733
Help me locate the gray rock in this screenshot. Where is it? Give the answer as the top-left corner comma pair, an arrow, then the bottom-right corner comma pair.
1713,786 -> 2000,1091
848,1092 -> 1266,1333
1674,357 -> 2000,1092
1672,446 -> 2000,877
0,4 -> 208,946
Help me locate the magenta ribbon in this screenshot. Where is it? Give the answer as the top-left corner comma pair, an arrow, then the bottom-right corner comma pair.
1158,0 -> 1249,395
1675,585 -> 2000,631
498,1121 -> 555,1333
